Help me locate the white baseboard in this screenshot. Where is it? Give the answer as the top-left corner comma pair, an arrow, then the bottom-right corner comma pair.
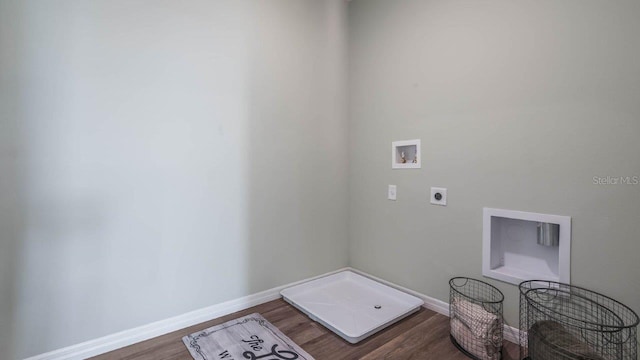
25,267 -> 520,360
25,267 -> 350,360
502,324 -> 522,345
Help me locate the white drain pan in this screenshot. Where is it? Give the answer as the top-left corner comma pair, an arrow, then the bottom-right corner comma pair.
280,270 -> 424,343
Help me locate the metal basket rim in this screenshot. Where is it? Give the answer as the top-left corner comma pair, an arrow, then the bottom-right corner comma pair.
449,276 -> 504,304
522,288 -> 627,332
519,280 -> 640,329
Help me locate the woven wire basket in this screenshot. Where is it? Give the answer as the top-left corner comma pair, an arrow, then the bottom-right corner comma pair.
450,277 -> 504,360
519,280 -> 639,360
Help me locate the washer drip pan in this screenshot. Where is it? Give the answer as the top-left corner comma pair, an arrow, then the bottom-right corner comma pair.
280,270 -> 424,343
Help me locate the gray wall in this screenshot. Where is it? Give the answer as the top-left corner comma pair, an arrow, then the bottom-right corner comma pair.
348,0 -> 640,333
0,0 -> 24,357
0,0 -> 348,358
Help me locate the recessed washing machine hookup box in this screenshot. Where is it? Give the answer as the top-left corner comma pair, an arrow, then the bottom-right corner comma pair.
391,139 -> 421,169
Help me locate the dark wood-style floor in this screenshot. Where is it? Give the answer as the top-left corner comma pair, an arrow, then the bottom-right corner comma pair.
92,299 -> 519,359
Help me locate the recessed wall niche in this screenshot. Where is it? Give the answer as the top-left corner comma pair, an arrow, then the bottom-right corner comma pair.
482,208 -> 571,285
391,139 -> 421,169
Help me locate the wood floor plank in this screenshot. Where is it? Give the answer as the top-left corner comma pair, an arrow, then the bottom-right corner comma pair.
92,299 -> 520,360
359,313 -> 457,360
262,304 -> 328,345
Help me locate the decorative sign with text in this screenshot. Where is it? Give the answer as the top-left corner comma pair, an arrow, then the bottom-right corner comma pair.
182,313 -> 314,360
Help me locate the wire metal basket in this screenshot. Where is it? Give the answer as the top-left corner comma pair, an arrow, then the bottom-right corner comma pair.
450,277 -> 504,360
519,280 -> 639,360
